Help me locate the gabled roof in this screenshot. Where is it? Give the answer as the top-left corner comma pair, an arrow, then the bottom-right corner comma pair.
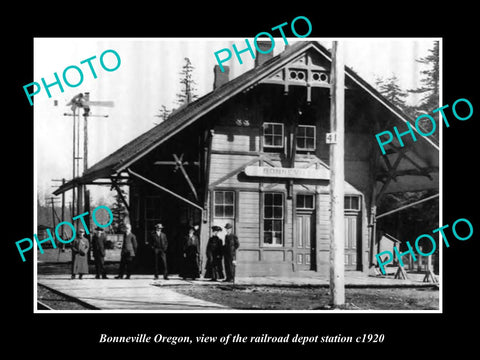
54,40 -> 439,196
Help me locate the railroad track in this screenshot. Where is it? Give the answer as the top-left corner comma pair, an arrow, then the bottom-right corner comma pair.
37,300 -> 54,310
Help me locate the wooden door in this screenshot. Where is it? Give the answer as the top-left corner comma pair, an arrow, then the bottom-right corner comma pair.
344,213 -> 360,270
296,212 -> 315,270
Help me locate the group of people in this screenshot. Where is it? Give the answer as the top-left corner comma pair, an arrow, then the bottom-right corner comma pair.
180,223 -> 240,282
70,222 -> 240,283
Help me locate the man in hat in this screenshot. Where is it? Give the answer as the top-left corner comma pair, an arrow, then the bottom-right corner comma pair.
223,223 -> 239,282
72,228 -> 89,279
150,223 -> 169,280
115,223 -> 137,279
92,227 -> 108,279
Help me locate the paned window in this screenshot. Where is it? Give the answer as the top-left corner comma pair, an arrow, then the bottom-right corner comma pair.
344,195 -> 360,211
214,191 -> 235,218
264,193 -> 284,245
296,194 -> 315,210
263,122 -> 284,148
296,125 -> 316,151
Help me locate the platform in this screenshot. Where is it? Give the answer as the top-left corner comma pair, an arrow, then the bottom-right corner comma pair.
37,269 -> 438,311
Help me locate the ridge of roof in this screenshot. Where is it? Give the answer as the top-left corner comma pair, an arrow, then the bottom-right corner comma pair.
83,41 -> 314,179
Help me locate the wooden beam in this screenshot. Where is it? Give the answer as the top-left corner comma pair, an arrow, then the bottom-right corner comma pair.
173,153 -> 199,201
154,161 -> 200,166
208,156 -> 264,189
375,150 -> 407,204
376,167 -> 438,180
375,193 -> 439,220
203,130 -> 214,218
110,177 -> 131,213
211,150 -> 261,156
127,168 -> 203,211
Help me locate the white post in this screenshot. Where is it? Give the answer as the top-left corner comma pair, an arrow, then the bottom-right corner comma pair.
329,40 -> 345,306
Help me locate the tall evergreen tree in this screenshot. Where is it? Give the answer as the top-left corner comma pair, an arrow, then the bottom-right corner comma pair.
155,105 -> 171,122
407,41 -> 440,141
408,41 -> 439,112
111,188 -> 128,233
176,57 -> 198,105
375,75 -> 408,110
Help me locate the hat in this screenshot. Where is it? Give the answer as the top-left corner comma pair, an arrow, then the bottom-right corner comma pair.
224,223 -> 233,229
211,226 -> 222,232
155,223 -> 164,229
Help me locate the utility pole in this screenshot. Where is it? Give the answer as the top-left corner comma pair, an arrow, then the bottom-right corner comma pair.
83,92 -> 90,172
329,41 -> 345,307
52,179 -> 66,250
46,196 -> 60,247
72,106 -> 77,217
50,197 -> 56,229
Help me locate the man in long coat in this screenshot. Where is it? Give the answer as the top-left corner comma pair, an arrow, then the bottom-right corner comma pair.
223,223 -> 239,282
72,228 -> 89,279
92,227 -> 108,279
116,224 -> 137,279
149,223 -> 169,280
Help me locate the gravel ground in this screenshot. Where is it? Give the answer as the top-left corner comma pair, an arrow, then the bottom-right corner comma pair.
173,285 -> 439,310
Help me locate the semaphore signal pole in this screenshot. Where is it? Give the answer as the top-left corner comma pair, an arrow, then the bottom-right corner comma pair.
329,40 -> 345,307
64,92 -> 113,229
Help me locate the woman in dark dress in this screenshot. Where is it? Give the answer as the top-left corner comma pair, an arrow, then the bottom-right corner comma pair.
180,227 -> 200,280
205,226 -> 224,281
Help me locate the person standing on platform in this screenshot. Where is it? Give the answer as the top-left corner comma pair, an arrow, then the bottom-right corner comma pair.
92,227 -> 108,279
150,223 -> 169,280
72,228 -> 89,279
180,227 -> 200,280
223,223 -> 239,283
205,226 -> 224,281
115,224 -> 137,279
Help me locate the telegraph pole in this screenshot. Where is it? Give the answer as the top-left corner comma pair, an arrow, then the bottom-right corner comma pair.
72,106 -> 77,217
52,179 -> 66,250
329,41 -> 345,306
65,92 -> 112,229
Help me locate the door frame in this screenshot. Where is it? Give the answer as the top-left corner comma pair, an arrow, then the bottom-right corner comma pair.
344,209 -> 361,270
295,209 -> 316,271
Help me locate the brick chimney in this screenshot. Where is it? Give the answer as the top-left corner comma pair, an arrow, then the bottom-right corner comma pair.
254,41 -> 274,67
213,65 -> 230,89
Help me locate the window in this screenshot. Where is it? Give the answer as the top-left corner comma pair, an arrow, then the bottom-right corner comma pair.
263,193 -> 284,245
296,194 -> 315,210
296,125 -> 316,151
214,191 -> 235,218
344,195 -> 360,211
263,123 -> 284,148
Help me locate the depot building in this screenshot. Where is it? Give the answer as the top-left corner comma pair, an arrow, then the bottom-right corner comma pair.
54,40 -> 439,276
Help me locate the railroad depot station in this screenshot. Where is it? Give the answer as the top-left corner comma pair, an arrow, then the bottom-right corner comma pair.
53,41 -> 439,277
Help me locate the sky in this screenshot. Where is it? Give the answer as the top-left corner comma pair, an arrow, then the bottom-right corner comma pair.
33,37 -> 438,206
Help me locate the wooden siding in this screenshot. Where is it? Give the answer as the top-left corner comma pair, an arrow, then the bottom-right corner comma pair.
237,191 -> 260,247
209,153 -> 259,188
212,126 -> 260,152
